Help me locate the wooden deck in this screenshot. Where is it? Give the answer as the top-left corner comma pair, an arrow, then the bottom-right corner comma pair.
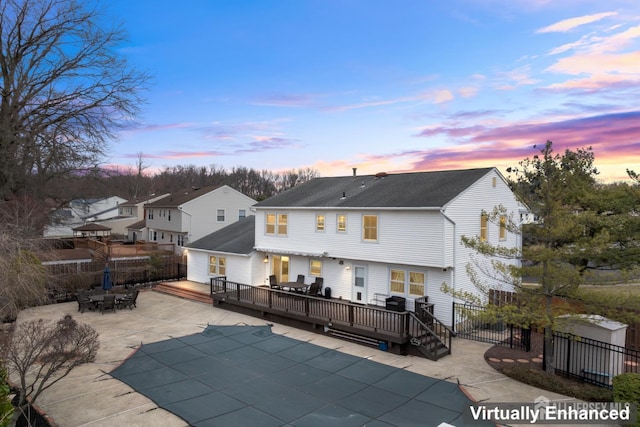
209,278 -> 454,359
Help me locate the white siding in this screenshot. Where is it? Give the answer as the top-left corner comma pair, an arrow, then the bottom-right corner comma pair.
148,186 -> 256,247
251,168 -> 523,326
187,249 -> 259,285
255,209 -> 447,267
444,169 -> 523,301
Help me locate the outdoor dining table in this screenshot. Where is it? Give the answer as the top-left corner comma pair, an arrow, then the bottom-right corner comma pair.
88,294 -> 127,308
279,282 -> 309,293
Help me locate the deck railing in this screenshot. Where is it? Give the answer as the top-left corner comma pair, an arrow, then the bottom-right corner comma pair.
211,277 -> 411,343
408,307 -> 456,360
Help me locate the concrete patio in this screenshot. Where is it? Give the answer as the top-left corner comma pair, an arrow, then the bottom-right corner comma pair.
13,289 -> 589,426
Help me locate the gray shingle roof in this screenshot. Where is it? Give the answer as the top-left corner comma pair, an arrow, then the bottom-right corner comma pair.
146,185 -> 221,208
127,219 -> 146,230
187,216 -> 255,254
254,168 -> 495,208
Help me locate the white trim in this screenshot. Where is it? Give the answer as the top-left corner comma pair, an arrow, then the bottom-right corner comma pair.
255,246 -> 326,257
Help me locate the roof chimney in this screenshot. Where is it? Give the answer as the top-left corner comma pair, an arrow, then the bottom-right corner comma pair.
352,167 -> 357,177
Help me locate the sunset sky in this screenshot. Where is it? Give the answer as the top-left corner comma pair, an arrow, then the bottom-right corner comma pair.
105,0 -> 640,182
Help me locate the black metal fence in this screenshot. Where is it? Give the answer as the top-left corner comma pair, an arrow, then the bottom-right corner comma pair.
452,302 -> 531,351
552,332 -> 640,389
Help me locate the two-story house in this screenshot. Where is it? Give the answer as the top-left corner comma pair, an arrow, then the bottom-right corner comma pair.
100,193 -> 169,236
251,167 -> 524,322
143,185 -> 256,250
44,196 -> 127,237
184,168 -> 524,324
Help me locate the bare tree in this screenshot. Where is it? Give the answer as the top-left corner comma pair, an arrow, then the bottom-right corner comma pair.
0,0 -> 149,201
0,232 -> 49,323
0,315 -> 99,427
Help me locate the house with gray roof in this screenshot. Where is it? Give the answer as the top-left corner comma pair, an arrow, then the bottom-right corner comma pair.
251,167 -> 525,323
143,185 -> 256,252
186,216 -> 264,285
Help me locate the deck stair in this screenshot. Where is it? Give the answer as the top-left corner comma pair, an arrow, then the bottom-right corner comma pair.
408,310 -> 455,361
153,282 -> 212,304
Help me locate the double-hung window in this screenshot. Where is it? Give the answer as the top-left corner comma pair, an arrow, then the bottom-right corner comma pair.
217,209 -> 225,222
337,214 -> 347,232
362,215 -> 378,241
316,214 -> 325,232
310,260 -> 322,276
390,269 -> 425,297
209,256 -> 226,275
499,215 -> 507,241
480,214 -> 488,241
277,214 -> 288,235
266,213 -> 288,235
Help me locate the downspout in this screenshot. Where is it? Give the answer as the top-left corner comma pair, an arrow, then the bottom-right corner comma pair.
440,209 -> 456,294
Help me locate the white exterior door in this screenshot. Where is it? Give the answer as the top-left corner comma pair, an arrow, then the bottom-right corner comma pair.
352,265 -> 367,304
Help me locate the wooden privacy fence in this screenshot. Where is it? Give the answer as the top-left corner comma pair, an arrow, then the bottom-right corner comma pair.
45,255 -> 187,291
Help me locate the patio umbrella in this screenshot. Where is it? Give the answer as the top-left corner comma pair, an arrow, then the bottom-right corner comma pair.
102,265 -> 113,293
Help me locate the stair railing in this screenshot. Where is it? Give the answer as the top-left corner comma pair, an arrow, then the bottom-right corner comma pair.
408,308 -> 456,360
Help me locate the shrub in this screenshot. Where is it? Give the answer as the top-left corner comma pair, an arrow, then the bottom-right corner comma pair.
613,373 -> 640,427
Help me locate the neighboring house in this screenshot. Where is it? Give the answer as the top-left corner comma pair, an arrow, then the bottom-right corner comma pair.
125,219 -> 147,243
143,185 -> 256,250
44,196 -> 127,237
186,216 -> 265,285
100,193 -> 169,236
249,167 -> 525,324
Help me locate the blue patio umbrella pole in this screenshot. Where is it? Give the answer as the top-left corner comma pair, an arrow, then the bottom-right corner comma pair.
102,264 -> 113,294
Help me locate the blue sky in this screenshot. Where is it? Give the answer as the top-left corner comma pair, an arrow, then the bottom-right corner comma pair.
104,0 -> 640,181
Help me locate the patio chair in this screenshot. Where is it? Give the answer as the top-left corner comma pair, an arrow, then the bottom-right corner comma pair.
119,289 -> 139,310
99,294 -> 117,314
269,275 -> 280,290
76,293 -> 94,313
307,278 -> 323,297
296,274 -> 305,284
306,281 -> 321,297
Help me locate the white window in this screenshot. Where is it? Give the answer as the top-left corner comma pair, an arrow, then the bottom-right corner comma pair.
277,214 -> 287,235
168,209 -> 171,221
266,213 -> 287,235
337,214 -> 347,232
316,214 -> 325,232
390,269 -> 425,296
177,234 -> 184,246
266,213 -> 276,234
148,209 -> 154,220
499,215 -> 507,241
409,272 -> 425,296
480,214 -> 488,241
209,256 -> 226,276
362,215 -> 378,241
390,269 -> 405,293
239,209 -> 246,219
217,209 -> 225,222
310,260 -> 322,276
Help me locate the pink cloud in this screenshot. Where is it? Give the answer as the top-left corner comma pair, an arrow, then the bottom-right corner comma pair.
536,12 -> 617,33
250,94 -> 318,108
121,122 -> 197,134
408,110 -> 640,179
